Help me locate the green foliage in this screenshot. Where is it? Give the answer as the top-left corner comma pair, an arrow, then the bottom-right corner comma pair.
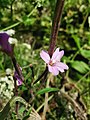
0,0 -> 11,8
0,0 -> 90,119
70,61 -> 90,74
80,49 -> 90,59
72,35 -> 81,49
0,96 -> 28,120
36,87 -> 59,95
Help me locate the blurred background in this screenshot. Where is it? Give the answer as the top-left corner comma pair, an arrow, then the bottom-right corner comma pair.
0,0 -> 90,119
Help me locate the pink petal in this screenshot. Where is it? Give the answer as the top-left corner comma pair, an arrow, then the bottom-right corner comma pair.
55,62 -> 68,72
59,62 -> 68,69
52,48 -> 64,61
58,50 -> 64,60
40,50 -> 50,63
52,48 -> 59,60
48,65 -> 59,76
57,67 -> 64,72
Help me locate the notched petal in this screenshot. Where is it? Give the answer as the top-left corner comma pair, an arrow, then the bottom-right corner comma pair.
55,62 -> 68,73
59,50 -> 64,60
56,62 -> 68,69
52,48 -> 64,61
52,48 -> 59,60
48,65 -> 59,76
40,50 -> 50,63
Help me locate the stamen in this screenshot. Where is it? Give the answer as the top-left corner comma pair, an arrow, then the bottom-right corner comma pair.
49,60 -> 54,66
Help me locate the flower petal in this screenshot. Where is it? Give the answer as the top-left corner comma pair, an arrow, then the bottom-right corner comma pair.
40,50 -> 50,63
14,67 -> 23,86
59,62 -> 68,69
17,79 -> 22,86
52,48 -> 59,60
56,66 -> 64,72
0,33 -> 13,55
55,62 -> 68,72
48,65 -> 59,76
52,48 -> 64,61
58,50 -> 64,60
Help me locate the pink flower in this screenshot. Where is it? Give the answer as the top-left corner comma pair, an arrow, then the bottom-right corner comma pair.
40,48 -> 68,76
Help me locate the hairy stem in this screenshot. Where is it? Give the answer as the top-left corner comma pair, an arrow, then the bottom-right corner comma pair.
48,0 -> 65,57
34,0 -> 65,83
11,57 -> 24,82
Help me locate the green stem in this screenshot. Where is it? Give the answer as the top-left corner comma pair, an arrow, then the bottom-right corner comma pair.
0,22 -> 20,31
10,0 -> 16,22
0,4 -> 38,31
36,95 -> 53,112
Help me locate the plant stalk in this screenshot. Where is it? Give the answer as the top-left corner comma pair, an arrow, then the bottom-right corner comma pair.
48,0 -> 65,57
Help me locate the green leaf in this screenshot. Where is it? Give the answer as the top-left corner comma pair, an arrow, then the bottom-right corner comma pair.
70,61 -> 90,74
36,87 -> 59,95
0,99 -> 11,120
22,16 -> 36,26
80,49 -> 90,59
18,107 -> 26,114
72,35 -> 81,49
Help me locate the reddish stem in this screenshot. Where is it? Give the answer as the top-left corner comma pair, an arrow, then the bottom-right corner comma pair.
13,76 -> 18,114
48,0 -> 65,57
11,57 -> 24,82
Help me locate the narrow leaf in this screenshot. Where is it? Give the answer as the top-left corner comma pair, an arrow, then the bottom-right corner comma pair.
80,49 -> 90,59
36,87 -> 59,95
0,100 -> 11,120
72,35 -> 81,49
70,61 -> 90,74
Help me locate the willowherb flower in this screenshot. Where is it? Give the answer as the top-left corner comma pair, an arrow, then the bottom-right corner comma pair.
0,32 -> 13,56
14,68 -> 23,86
40,48 -> 68,76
